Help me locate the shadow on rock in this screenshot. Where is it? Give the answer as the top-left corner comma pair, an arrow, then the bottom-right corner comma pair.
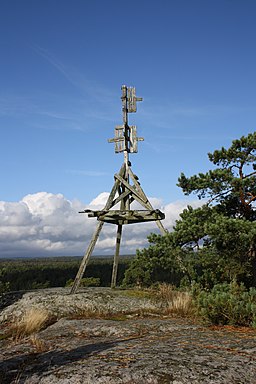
0,291 -> 27,311
0,336 -> 137,383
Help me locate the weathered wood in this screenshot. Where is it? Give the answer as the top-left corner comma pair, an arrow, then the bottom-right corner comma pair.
111,224 -> 122,288
84,209 -> 165,224
70,221 -> 104,294
128,167 -> 167,235
70,86 -> 167,294
70,165 -> 125,294
111,189 -> 131,207
114,173 -> 148,204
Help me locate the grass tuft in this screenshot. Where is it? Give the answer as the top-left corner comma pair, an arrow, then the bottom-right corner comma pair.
10,308 -> 51,340
29,334 -> 49,352
155,283 -> 195,317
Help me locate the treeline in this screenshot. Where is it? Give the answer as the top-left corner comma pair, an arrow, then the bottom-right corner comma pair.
0,256 -> 133,292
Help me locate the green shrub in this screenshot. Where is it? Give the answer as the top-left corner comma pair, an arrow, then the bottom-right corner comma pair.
31,281 -> 50,289
0,281 -> 10,295
66,277 -> 101,287
0,268 -> 10,294
195,282 -> 256,327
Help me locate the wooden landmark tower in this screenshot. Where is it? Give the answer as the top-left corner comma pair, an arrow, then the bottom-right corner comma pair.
70,85 -> 167,294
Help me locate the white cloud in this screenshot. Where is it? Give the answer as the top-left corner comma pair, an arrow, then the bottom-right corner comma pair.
89,192 -> 109,207
0,192 -> 203,258
162,200 -> 203,230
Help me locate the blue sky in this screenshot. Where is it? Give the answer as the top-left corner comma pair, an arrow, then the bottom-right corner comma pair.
0,0 -> 256,256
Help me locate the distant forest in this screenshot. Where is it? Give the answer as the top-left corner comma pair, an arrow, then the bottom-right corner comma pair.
0,256 -> 133,292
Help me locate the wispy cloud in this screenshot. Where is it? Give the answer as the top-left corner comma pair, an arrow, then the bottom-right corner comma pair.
0,94 -> 39,117
31,44 -> 118,105
139,101 -> 256,134
31,44 -> 77,88
142,100 -> 256,120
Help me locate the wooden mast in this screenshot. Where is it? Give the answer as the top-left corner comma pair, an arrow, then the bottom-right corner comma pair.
70,85 -> 167,294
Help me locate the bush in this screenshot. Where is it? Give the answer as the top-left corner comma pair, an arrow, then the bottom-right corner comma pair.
66,277 -> 101,287
195,282 -> 256,327
122,247 -> 183,288
0,268 -> 10,294
0,280 -> 10,295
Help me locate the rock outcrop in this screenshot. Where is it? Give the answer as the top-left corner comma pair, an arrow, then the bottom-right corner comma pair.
0,288 -> 255,383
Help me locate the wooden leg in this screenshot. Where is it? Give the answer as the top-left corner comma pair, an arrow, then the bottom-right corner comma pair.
70,221 -> 104,294
111,224 -> 123,288
70,168 -> 124,294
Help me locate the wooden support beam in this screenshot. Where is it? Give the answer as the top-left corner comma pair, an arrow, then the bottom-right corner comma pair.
71,86 -> 167,294
111,189 -> 130,207
111,224 -> 122,288
70,165 -> 125,294
85,209 -> 165,224
70,221 -> 104,294
128,167 -> 168,235
114,173 -> 148,205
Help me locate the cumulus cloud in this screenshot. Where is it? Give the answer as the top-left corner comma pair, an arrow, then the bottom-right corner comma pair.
0,192 -> 202,258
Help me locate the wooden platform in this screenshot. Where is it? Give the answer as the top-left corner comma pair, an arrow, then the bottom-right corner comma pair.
80,209 -> 165,224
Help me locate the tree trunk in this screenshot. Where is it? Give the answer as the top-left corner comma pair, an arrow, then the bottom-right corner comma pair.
249,246 -> 256,287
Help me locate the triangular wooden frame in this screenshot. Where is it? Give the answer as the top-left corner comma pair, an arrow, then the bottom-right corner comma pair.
70,163 -> 166,293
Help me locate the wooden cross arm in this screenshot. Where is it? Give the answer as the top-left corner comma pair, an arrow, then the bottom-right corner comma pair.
79,209 -> 165,224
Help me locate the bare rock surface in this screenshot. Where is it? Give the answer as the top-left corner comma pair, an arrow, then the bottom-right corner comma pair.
0,288 -> 256,384
0,288 -> 158,323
